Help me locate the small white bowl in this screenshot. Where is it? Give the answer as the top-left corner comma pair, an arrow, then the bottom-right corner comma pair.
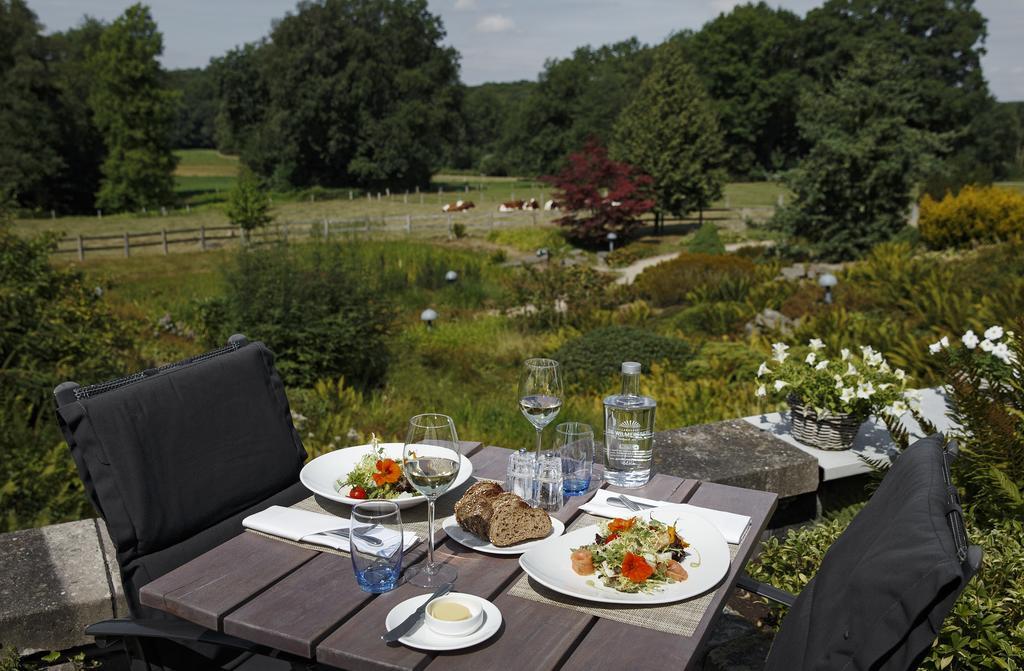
424,595 -> 484,637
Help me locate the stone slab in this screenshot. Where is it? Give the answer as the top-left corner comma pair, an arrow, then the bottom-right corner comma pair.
742,387 -> 954,481
653,419 -> 819,498
0,520 -> 115,653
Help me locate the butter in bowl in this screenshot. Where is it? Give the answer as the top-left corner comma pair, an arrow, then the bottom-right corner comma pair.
424,595 -> 485,637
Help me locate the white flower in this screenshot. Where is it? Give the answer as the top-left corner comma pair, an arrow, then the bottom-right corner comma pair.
878,361 -> 891,374
834,374 -> 845,389
885,400 -> 909,417
841,348 -> 851,361
756,362 -> 770,378
756,384 -> 767,397
962,330 -> 979,350
980,339 -> 994,353
984,325 -> 1004,341
774,380 -> 788,392
805,352 -> 817,365
992,342 -> 1013,365
894,368 -> 906,381
856,381 -> 876,399
878,383 -> 893,390
929,336 -> 950,354
840,387 -> 856,403
942,336 -> 949,348
846,363 -> 858,376
808,338 -> 825,351
771,342 -> 790,363
815,360 -> 829,371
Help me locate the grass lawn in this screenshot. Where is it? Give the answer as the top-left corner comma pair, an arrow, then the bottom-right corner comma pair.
173,149 -> 239,176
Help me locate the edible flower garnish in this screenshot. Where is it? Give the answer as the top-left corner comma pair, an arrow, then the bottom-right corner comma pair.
621,552 -> 654,582
373,458 -> 402,486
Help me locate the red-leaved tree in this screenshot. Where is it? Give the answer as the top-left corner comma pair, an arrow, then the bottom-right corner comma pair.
543,140 -> 654,245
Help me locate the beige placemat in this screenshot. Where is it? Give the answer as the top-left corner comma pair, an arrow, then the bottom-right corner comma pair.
245,476 -> 499,557
508,513 -> 739,637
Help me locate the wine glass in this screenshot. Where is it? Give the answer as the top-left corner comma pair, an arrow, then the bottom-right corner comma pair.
402,413 -> 461,588
518,359 -> 563,503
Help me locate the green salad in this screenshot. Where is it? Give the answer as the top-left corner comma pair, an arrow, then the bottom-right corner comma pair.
570,516 -> 691,593
335,437 -> 415,500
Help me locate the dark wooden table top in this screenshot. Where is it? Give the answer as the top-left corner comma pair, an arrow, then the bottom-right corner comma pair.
140,444 -> 778,670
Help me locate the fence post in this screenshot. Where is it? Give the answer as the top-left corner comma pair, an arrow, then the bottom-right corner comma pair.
77,235 -> 84,261
377,192 -> 381,201
406,214 -> 412,233
123,232 -> 130,257
367,192 -> 371,202
199,225 -> 206,250
349,191 -> 353,200
438,187 -> 442,204
51,209 -> 56,220
161,229 -> 168,255
447,213 -> 453,240
161,206 -> 167,216
532,212 -> 537,227
386,187 -> 390,197
97,210 -> 102,219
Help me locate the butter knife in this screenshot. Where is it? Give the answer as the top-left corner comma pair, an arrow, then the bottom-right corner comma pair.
381,582 -> 453,642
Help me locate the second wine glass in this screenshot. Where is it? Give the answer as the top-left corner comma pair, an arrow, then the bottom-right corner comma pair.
402,413 -> 461,588
518,358 -> 563,504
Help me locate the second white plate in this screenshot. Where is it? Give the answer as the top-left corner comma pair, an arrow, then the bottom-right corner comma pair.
442,515 -> 565,555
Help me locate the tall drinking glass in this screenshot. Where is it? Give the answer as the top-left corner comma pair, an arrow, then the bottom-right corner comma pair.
555,421 -> 595,496
350,500 -> 403,593
518,358 -> 563,504
402,413 -> 461,588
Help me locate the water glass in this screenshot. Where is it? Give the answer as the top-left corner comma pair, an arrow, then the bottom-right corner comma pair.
350,500 -> 403,594
536,453 -> 563,512
556,422 -> 595,496
506,448 -> 536,500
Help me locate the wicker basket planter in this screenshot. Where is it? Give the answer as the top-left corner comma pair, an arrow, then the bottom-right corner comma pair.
788,396 -> 866,451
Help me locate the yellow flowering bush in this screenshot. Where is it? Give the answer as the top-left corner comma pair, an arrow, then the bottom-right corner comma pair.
919,185 -> 1024,249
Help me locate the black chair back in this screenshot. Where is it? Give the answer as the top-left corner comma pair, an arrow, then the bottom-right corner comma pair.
765,435 -> 982,670
54,335 -> 309,616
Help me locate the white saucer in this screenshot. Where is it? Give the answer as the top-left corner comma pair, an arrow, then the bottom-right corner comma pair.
384,593 -> 501,651
442,515 -> 565,555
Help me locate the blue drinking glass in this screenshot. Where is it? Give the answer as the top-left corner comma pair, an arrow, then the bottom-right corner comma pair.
556,422 -> 595,496
350,500 -> 403,593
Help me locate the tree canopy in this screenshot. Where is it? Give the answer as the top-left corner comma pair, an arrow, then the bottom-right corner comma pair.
612,43 -> 727,230
88,3 -> 178,211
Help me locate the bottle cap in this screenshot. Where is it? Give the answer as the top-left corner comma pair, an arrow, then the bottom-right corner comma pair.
621,362 -> 641,374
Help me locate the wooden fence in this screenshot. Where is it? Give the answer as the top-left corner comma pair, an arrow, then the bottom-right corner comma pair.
52,206 -> 773,259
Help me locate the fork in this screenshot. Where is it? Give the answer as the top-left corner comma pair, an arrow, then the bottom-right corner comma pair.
608,495 -> 654,511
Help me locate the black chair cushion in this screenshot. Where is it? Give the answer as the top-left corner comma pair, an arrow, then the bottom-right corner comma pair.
57,341 -> 307,571
765,436 -> 976,671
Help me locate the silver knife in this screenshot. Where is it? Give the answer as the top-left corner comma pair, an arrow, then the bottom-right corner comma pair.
381,583 -> 453,642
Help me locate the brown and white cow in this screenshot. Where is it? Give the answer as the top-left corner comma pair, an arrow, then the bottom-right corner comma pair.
499,199 -> 524,212
442,200 -> 475,212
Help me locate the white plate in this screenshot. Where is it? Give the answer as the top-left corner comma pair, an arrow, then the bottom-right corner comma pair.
518,510 -> 730,605
441,515 -> 565,555
300,443 -> 474,509
384,593 -> 501,651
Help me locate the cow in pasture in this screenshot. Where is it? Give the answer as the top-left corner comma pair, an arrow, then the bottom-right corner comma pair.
544,199 -> 561,211
442,200 -> 475,212
499,199 -> 525,212
522,198 -> 540,210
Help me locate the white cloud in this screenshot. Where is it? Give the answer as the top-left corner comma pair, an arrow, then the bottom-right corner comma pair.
454,0 -> 478,9
476,14 -> 515,33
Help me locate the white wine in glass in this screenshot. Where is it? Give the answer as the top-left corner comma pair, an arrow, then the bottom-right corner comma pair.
518,359 -> 563,504
402,413 -> 461,588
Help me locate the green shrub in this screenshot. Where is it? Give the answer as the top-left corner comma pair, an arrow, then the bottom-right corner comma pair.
672,301 -> 751,336
553,326 -> 692,389
201,241 -> 395,389
919,185 -> 1024,249
506,263 -> 619,331
686,222 -> 725,255
634,253 -> 756,307
747,516 -> 1024,670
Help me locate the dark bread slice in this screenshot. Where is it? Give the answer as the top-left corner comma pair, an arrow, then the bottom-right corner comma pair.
488,497 -> 553,547
454,481 -> 503,539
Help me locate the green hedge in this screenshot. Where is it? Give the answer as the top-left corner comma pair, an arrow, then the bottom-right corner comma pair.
553,326 -> 692,389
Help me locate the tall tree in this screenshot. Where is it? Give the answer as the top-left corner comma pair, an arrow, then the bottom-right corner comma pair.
774,50 -> 945,260
677,2 -> 804,177
166,67 -> 217,148
88,3 -> 178,212
209,43 -> 268,155
246,0 -> 462,189
612,43 -> 727,232
0,0 -> 63,208
500,39 -> 654,176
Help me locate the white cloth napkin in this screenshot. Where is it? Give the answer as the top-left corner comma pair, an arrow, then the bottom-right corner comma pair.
242,505 -> 419,554
580,489 -> 751,544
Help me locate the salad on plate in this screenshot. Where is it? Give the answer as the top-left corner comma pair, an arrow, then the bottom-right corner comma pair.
569,516 -> 691,593
335,435 -> 415,500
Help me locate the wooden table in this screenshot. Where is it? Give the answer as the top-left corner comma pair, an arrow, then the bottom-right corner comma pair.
140,444 -> 777,670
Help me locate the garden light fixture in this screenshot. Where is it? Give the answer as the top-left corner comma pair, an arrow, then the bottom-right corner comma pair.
445,270 -> 458,283
819,273 -> 838,305
606,232 -> 618,253
420,308 -> 438,329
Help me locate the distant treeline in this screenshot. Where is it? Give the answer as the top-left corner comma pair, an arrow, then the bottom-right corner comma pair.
2,0 -> 1023,214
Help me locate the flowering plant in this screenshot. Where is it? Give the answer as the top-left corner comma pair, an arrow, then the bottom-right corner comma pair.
755,339 -> 915,418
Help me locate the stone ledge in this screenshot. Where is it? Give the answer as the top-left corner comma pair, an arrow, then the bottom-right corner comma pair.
0,519 -> 126,654
653,419 -> 820,498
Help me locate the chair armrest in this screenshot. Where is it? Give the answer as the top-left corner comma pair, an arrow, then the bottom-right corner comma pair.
86,619 -> 256,651
735,573 -> 797,607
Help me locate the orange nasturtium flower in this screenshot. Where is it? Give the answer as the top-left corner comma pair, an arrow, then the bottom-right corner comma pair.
621,552 -> 654,583
607,517 -> 636,534
373,459 -> 402,486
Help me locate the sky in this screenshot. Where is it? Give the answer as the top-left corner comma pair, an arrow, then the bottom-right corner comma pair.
29,0 -> 1024,101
